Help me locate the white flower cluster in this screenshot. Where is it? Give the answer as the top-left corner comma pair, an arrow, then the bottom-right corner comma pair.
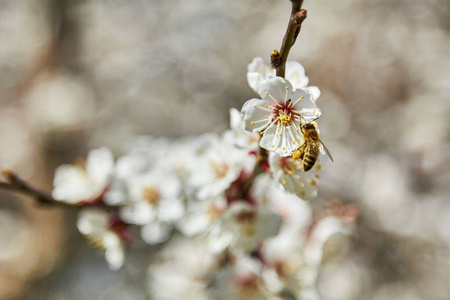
51,58 -> 354,298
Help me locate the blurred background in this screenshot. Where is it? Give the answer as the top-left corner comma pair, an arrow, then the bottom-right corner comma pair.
0,0 -> 450,299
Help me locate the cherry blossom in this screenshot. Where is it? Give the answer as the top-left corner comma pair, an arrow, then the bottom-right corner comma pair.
77,209 -> 130,270
119,170 -> 184,244
241,77 -> 321,157
269,151 -> 328,200
247,57 -> 321,101
52,147 -> 114,204
209,202 -> 282,254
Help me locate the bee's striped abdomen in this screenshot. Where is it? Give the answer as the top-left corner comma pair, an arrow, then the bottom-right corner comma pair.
303,144 -> 320,172
303,154 -> 317,171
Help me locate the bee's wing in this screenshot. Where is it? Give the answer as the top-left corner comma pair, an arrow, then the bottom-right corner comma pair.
319,139 -> 334,162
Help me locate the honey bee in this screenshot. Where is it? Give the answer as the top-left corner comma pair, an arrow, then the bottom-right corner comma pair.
292,123 -> 333,171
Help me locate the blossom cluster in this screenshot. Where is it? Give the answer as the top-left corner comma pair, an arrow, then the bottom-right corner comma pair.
51,58 -> 355,299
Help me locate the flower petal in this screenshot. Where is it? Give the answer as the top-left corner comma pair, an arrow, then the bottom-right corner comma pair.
291,88 -> 321,123
247,57 -> 274,93
86,147 -> 114,184
269,152 -> 327,201
141,221 -> 172,244
306,86 -> 321,102
260,123 -> 302,156
285,61 -> 309,90
259,77 -> 293,103
241,98 -> 272,133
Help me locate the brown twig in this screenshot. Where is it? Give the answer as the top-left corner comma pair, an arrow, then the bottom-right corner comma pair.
271,0 -> 307,78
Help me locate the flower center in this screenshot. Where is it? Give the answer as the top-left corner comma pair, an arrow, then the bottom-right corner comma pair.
207,203 -> 225,221
235,210 -> 256,236
143,187 -> 161,205
274,260 -> 295,278
235,210 -> 256,223
278,156 -> 298,175
211,161 -> 230,179
273,99 -> 300,126
234,274 -> 260,293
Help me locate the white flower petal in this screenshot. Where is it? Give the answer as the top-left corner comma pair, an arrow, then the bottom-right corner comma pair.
259,77 -> 293,103
241,98 -> 272,133
120,202 -> 156,225
177,212 -> 210,237
269,152 -> 327,201
158,198 -> 185,223
286,61 -> 309,90
306,86 -> 321,102
52,165 -> 93,203
247,57 -> 274,93
77,209 -> 107,236
141,221 -> 172,244
291,89 -> 321,122
105,244 -> 125,271
103,179 -> 128,205
86,147 -> 114,184
260,123 -> 301,156
229,108 -> 242,131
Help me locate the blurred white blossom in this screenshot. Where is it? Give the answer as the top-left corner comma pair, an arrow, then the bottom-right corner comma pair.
77,209 -> 130,270
52,147 -> 114,204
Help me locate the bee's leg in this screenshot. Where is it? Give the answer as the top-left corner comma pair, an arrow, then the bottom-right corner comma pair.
292,148 -> 302,160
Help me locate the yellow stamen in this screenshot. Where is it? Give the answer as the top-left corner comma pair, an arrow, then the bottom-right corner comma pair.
309,179 -> 317,186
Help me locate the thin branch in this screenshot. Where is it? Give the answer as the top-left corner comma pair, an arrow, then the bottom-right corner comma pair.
272,0 -> 307,78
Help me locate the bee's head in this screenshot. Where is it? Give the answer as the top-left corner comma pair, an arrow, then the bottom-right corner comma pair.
302,123 -> 316,131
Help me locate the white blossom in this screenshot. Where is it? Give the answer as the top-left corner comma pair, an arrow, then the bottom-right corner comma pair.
261,230 -> 319,299
177,196 -> 227,237
211,256 -> 272,300
241,77 -> 321,157
224,108 -> 260,152
52,147 -> 114,204
247,57 -> 320,101
76,208 -> 128,270
186,134 -> 256,200
147,236 -> 219,300
269,151 -> 328,200
119,170 -> 184,244
209,202 -> 282,254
